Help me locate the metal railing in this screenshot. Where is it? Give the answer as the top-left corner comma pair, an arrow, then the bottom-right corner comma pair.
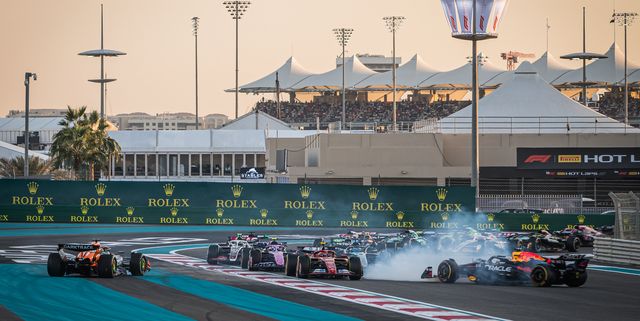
477,194 -> 612,214
416,116 -> 636,134
609,191 -> 640,240
594,238 -> 640,265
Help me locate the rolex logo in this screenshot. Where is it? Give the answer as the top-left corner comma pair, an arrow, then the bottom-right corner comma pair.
170,207 -> 179,216
306,210 -> 314,220
260,208 -> 268,218
27,182 -> 39,195
436,188 -> 448,201
231,185 -> 243,198
80,206 -> 89,215
487,213 -> 495,222
577,214 -> 586,224
396,211 -> 405,220
441,212 -> 449,221
126,207 -> 135,216
216,208 -> 224,217
36,205 -> 44,215
351,211 -> 358,220
299,186 -> 311,199
367,187 -> 379,201
163,184 -> 175,197
95,183 -> 107,196
531,213 -> 540,224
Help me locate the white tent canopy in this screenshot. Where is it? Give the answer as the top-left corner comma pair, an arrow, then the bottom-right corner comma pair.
236,56 -> 313,93
292,55 -> 376,91
439,62 -> 638,134
418,54 -> 508,89
553,43 -> 640,85
109,130 -> 267,153
355,54 -> 441,89
0,140 -> 49,161
530,52 -> 573,84
221,110 -> 292,131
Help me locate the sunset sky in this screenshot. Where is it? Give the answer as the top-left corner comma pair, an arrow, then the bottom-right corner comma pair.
1,0 -> 639,119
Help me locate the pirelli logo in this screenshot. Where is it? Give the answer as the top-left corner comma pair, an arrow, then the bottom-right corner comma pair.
558,155 -> 581,163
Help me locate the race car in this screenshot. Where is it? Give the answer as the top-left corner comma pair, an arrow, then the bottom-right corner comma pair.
285,249 -> 363,280
507,230 -> 580,252
47,240 -> 150,278
207,239 -> 250,265
423,251 -> 589,287
241,241 -> 288,271
554,225 -> 604,247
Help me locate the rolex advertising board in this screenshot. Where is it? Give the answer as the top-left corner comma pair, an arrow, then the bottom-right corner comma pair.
0,180 -> 612,230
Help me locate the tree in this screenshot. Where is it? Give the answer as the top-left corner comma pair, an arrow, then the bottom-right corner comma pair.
0,156 -> 52,178
49,106 -> 120,180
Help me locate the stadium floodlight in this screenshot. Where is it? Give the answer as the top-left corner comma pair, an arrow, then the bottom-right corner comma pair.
23,72 -> 37,177
223,1 -> 251,119
192,17 -> 200,129
611,12 -> 637,125
383,16 -> 405,131
334,28 -> 353,130
440,0 -> 509,197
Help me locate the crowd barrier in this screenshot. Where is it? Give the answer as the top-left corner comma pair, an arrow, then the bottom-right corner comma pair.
0,180 -> 613,231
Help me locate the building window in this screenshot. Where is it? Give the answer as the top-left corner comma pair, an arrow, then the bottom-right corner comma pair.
124,154 -> 134,176
136,154 -> 145,176
257,154 -> 266,168
147,154 -> 157,177
223,154 -> 233,175
179,154 -> 189,176
169,154 -> 178,176
158,154 -> 167,176
114,154 -> 123,176
202,154 -> 211,176
191,154 -> 200,176
213,154 -> 222,175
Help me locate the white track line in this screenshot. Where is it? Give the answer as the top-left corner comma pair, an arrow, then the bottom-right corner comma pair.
145,250 -> 509,321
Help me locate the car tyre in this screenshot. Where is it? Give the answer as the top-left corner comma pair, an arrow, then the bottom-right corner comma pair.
566,236 -> 580,252
98,254 -> 117,278
130,252 -> 147,276
437,259 -> 459,283
296,255 -> 310,279
348,256 -> 363,280
285,254 -> 298,276
207,244 -> 220,265
240,248 -> 251,269
248,249 -> 262,271
530,265 -> 555,287
564,270 -> 587,287
47,253 -> 66,277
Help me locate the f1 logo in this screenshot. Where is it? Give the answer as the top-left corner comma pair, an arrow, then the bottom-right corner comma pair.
524,155 -> 551,163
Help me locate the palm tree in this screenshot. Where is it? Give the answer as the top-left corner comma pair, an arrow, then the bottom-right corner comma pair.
0,156 -> 52,178
50,107 -> 120,180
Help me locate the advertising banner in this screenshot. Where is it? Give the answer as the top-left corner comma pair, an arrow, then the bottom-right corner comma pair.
517,148 -> 640,170
0,180 -> 612,230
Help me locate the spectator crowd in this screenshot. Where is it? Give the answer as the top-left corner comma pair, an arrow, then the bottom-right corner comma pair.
254,100 -> 470,125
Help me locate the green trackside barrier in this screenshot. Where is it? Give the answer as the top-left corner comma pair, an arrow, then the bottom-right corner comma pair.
0,179 -> 613,230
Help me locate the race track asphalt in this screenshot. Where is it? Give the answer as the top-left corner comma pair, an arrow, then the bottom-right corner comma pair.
1,224 -> 638,321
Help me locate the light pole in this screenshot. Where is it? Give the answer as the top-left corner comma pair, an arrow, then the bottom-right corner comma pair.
383,16 -> 405,131
192,17 -> 200,129
23,72 -> 37,177
79,4 -> 125,119
333,28 -> 353,130
440,0 -> 509,197
561,8 -> 606,107
223,1 -> 251,119
612,12 -> 637,125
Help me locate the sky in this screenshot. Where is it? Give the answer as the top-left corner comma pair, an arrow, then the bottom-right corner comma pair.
1,0 -> 639,119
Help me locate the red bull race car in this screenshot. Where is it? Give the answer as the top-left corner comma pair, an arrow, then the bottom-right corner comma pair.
423,251 -> 589,287
285,249 -> 363,280
47,240 -> 150,278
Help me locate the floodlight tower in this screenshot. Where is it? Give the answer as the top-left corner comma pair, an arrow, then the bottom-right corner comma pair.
383,16 -> 405,131
192,17 -> 200,129
333,28 -> 353,130
79,4 -> 126,119
561,7 -> 607,107
223,1 -> 251,119
440,0 -> 509,198
612,12 -> 637,125
24,72 -> 37,177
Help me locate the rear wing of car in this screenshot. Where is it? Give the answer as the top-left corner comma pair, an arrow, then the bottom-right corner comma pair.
58,243 -> 94,251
